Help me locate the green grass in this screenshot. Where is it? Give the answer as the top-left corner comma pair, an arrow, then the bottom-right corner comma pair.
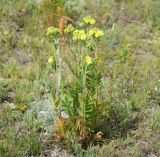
0,0 -> 160,156
0,107 -> 43,157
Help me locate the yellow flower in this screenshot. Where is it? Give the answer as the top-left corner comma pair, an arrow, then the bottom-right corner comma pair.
94,29 -> 104,38
88,28 -> 104,38
64,24 -> 75,33
90,19 -> 96,25
47,27 -> 54,36
83,16 -> 96,25
80,33 -> 87,40
48,56 -> 53,63
83,17 -> 89,24
72,30 -> 80,41
72,29 -> 87,41
86,55 -> 93,65
88,29 -> 94,36
47,27 -> 60,36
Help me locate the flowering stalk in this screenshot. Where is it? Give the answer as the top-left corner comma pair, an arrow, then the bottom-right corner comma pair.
55,39 -> 62,118
47,16 -> 104,143
55,39 -> 61,95
47,27 -> 62,117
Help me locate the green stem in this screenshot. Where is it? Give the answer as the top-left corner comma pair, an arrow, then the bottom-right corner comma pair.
81,43 -> 88,138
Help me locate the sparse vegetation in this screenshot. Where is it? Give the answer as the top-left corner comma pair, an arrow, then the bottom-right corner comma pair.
0,0 -> 160,156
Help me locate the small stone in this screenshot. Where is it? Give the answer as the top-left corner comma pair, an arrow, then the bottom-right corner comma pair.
61,111 -> 68,120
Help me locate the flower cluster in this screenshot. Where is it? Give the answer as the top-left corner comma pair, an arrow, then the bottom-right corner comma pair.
86,55 -> 102,65
86,55 -> 93,65
71,27 -> 104,41
83,16 -> 96,25
48,56 -> 53,63
64,24 -> 75,33
47,27 -> 61,37
94,28 -> 104,38
88,29 -> 94,36
67,16 -> 103,41
88,27 -> 104,38
46,16 -> 104,42
72,29 -> 87,41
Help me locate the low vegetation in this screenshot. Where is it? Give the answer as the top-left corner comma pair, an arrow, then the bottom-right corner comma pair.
0,0 -> 160,156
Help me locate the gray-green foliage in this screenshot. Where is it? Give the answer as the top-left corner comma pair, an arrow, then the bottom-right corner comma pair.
65,0 -> 87,17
